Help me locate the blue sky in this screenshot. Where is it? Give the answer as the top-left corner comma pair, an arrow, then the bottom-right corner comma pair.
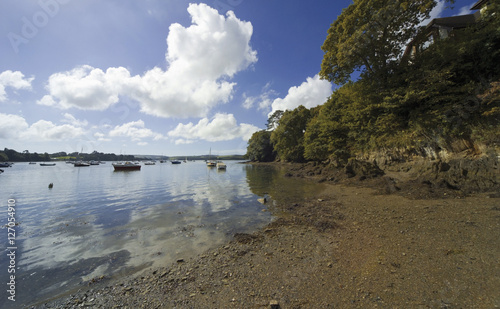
0,0 -> 479,156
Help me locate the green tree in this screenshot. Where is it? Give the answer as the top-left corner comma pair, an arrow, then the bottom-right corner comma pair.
271,106 -> 314,162
266,110 -> 284,130
320,0 -> 453,86
246,130 -> 275,162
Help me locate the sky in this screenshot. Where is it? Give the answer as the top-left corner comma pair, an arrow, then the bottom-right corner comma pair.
0,0 -> 480,156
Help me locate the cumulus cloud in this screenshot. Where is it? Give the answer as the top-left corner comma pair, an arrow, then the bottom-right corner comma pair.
0,113 -> 29,138
269,75 -> 332,116
0,113 -> 85,141
61,113 -> 89,127
38,3 -> 257,118
0,70 -> 33,102
38,66 -> 134,110
23,120 -> 86,141
109,120 -> 165,142
168,113 -> 259,143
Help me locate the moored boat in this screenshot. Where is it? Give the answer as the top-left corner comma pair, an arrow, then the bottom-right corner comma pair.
112,162 -> 141,171
206,148 -> 216,167
216,161 -> 227,170
74,161 -> 90,167
171,160 -> 182,164
0,162 -> 12,167
40,163 -> 56,166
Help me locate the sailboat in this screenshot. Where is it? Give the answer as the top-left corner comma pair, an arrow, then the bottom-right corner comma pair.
74,148 -> 90,167
207,148 -> 216,167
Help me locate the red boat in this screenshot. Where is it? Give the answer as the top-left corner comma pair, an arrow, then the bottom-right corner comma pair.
112,162 -> 141,171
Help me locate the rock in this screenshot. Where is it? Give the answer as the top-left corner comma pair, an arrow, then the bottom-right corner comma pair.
344,159 -> 384,179
270,299 -> 280,308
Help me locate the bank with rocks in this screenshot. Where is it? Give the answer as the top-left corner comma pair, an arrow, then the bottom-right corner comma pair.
39,153 -> 499,308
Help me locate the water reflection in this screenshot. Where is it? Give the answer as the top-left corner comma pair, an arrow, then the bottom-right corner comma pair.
244,164 -> 325,204
0,162 -> 323,308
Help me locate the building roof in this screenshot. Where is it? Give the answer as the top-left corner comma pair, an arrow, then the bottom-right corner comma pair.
471,0 -> 488,11
426,12 -> 480,30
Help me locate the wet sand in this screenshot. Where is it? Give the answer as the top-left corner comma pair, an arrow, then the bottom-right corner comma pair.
41,167 -> 500,308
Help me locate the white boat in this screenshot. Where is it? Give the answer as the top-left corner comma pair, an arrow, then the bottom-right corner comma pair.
144,161 -> 156,165
216,161 -> 226,170
74,161 -> 90,167
207,148 -> 216,167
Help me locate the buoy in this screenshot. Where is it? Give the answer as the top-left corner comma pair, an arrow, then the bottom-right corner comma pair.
48,183 -> 53,189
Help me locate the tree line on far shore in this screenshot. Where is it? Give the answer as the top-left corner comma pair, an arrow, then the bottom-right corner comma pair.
0,149 -> 135,162
247,0 -> 499,164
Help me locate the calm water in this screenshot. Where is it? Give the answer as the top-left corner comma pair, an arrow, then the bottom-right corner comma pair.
0,161 -> 323,308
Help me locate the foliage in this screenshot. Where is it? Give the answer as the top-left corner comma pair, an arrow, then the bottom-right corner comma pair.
266,110 -> 284,130
1,148 -> 50,162
320,0 -> 454,86
270,106 -> 318,162
263,2 -> 500,163
246,130 -> 275,162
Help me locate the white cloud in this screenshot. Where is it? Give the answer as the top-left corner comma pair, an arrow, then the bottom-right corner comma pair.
0,113 -> 85,141
242,83 -> 277,112
109,120 -> 165,142
38,3 -> 257,118
38,65 -> 134,110
419,0 -> 447,27
168,113 -> 259,143
0,70 -> 33,102
174,139 -> 194,145
94,132 -> 111,142
0,113 -> 29,138
61,113 -> 88,127
269,75 -> 332,117
457,2 -> 475,16
22,120 -> 86,141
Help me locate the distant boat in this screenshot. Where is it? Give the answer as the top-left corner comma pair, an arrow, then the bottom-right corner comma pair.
207,148 -> 216,167
40,163 -> 56,166
0,162 -> 12,168
29,162 -> 36,164
89,161 -> 100,165
171,160 -> 182,164
74,161 -> 90,167
216,161 -> 227,170
144,161 -> 156,165
113,162 -> 141,171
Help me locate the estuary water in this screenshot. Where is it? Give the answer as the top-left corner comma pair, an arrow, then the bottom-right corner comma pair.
0,161 -> 323,308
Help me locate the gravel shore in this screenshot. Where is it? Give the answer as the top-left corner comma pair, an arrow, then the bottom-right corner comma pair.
37,165 -> 500,308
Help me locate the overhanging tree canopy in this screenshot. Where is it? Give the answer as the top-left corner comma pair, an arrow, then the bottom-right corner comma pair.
320,0 -> 454,85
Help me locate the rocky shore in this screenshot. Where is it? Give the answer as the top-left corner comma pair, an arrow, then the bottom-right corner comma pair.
38,158 -> 499,308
